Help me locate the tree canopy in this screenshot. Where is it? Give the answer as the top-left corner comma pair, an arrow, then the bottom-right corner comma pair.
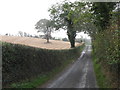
35,19 -> 54,43
48,1 -> 88,47
91,2 -> 116,31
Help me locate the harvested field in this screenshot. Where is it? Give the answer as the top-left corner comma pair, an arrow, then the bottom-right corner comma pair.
0,35 -> 82,49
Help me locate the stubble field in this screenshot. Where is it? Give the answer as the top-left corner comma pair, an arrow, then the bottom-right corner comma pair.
0,35 -> 81,49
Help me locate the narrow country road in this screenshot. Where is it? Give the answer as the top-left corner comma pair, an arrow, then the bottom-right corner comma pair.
41,45 -> 98,88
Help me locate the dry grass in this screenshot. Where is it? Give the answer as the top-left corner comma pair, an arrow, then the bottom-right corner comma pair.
0,35 -> 82,50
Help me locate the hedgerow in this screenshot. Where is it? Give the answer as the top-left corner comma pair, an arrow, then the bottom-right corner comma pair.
2,42 -> 84,86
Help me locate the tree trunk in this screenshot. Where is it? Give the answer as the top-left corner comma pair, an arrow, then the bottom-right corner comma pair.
46,34 -> 49,43
66,19 -> 76,48
47,37 -> 49,43
46,27 -> 50,43
67,30 -> 76,48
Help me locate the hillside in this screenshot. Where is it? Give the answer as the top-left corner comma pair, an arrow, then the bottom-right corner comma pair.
0,35 -> 81,49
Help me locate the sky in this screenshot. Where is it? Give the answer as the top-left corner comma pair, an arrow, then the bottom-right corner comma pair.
0,0 -> 90,39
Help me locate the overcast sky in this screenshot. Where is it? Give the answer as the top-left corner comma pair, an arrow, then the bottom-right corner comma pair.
0,0 -> 90,39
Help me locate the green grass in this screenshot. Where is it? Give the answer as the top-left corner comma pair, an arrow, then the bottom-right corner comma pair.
93,58 -> 110,88
10,55 -> 79,88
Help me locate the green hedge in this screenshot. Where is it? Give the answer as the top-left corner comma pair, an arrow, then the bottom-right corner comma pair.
2,42 -> 84,86
92,14 -> 119,88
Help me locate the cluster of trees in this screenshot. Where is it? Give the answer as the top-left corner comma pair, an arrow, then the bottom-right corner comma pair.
18,31 -> 33,37
5,33 -> 13,36
35,1 -> 119,87
4,31 -> 33,37
35,1 -> 89,47
18,31 -> 44,38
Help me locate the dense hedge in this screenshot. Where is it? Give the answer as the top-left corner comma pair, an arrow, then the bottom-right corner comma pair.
92,12 -> 119,88
2,42 -> 84,86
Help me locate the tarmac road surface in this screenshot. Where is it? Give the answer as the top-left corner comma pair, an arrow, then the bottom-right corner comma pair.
41,45 -> 98,88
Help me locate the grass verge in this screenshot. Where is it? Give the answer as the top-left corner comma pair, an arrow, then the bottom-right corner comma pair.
93,57 -> 110,88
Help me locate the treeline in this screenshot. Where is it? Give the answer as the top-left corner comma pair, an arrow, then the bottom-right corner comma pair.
2,42 -> 84,87
90,2 -> 120,88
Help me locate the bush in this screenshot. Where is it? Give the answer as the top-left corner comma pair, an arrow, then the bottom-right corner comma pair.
2,42 -> 84,86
